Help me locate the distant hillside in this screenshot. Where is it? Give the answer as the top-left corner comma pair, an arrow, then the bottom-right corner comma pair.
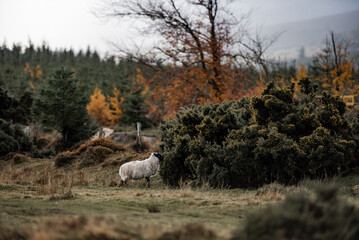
263,10 -> 359,59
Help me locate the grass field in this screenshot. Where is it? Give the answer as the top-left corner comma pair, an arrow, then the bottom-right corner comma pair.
1,150 -> 359,240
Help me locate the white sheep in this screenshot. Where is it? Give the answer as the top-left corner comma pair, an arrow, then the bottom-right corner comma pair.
119,152 -> 163,188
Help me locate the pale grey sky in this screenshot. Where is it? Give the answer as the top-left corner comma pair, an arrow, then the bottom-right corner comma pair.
0,0 -> 358,56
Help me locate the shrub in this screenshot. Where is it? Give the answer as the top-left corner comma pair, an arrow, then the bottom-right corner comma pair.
221,126 -> 305,187
160,79 -> 357,188
0,118 -> 33,156
160,99 -> 252,187
233,185 -> 359,240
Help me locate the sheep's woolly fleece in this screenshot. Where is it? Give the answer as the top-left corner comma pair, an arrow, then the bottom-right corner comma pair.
119,152 -> 161,182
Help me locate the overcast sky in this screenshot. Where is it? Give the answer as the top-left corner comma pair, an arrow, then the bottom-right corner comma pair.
1,0 -> 358,56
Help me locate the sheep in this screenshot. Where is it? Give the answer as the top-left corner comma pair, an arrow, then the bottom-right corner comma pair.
119,152 -> 163,188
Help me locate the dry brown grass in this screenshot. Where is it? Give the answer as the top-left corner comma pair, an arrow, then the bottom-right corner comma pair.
54,151 -> 76,167
3,149 -> 357,240
31,165 -> 75,199
0,159 -> 76,199
11,153 -> 30,165
255,183 -> 287,201
0,215 -> 219,240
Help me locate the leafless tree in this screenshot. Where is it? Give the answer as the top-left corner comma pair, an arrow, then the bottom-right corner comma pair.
99,0 -> 275,74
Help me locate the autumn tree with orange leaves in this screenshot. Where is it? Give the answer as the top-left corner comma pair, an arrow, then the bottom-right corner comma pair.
101,0 -> 272,119
87,87 -> 124,126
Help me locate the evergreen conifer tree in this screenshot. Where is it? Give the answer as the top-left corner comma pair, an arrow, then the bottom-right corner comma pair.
121,88 -> 152,128
32,67 -> 97,147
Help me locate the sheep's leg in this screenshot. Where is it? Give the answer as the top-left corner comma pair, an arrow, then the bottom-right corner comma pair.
145,177 -> 150,188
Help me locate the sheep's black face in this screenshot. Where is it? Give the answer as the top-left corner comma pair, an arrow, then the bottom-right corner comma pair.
154,153 -> 164,163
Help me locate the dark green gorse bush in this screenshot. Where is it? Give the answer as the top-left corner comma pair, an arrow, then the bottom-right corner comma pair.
160,79 -> 357,188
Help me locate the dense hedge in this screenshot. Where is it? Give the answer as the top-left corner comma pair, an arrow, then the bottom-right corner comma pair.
160,79 -> 357,188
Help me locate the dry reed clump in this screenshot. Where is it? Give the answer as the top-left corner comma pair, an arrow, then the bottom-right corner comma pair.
255,183 -> 289,201
0,161 -> 34,184
73,138 -> 126,155
54,151 -> 76,167
11,153 -> 30,165
10,165 -> 33,182
72,171 -> 89,186
34,166 -> 74,198
178,189 -> 195,198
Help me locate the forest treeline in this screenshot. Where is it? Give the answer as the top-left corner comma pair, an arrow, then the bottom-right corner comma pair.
1,34 -> 358,129
0,41 -> 154,126
1,35 -> 359,187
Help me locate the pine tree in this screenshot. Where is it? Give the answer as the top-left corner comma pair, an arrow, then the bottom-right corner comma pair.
121,89 -> 151,128
32,67 -> 97,147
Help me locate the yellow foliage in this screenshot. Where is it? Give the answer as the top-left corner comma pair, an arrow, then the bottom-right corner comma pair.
87,87 -> 113,126
87,87 -> 125,126
297,64 -> 308,79
108,87 -> 124,125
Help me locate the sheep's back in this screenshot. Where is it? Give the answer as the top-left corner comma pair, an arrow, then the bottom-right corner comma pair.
119,158 -> 159,180
131,159 -> 158,180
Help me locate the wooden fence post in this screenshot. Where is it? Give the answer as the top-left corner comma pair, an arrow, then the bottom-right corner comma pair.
137,122 -> 142,145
